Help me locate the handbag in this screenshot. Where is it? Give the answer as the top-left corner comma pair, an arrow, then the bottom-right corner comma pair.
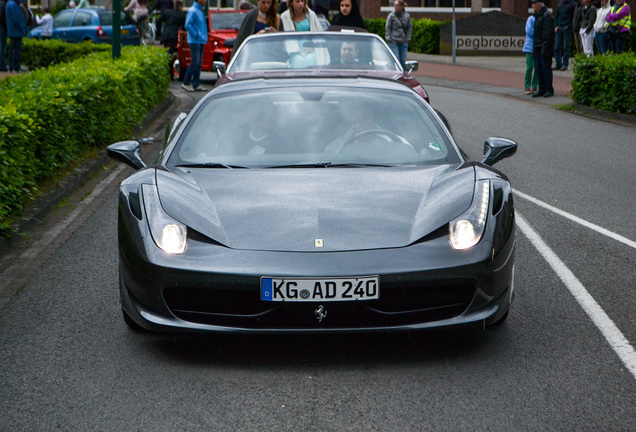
608,24 -> 621,36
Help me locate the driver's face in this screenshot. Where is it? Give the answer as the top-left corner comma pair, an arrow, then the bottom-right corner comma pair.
340,42 -> 358,64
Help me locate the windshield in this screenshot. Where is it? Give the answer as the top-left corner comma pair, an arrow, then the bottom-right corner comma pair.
229,34 -> 400,72
210,12 -> 246,30
170,86 -> 459,168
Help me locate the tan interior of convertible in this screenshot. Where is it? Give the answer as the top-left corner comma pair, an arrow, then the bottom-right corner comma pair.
230,34 -> 399,72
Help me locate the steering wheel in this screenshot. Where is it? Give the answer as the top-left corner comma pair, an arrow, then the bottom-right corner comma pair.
343,129 -> 416,152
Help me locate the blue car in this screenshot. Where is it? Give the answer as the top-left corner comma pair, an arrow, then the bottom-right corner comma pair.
29,8 -> 140,45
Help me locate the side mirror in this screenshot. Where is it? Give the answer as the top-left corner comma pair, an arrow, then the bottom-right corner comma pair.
213,61 -> 226,79
165,111 -> 188,145
405,60 -> 419,74
481,137 -> 517,166
224,38 -> 235,48
107,141 -> 146,171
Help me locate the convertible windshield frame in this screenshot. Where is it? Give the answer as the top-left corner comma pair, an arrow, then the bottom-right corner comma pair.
228,32 -> 402,74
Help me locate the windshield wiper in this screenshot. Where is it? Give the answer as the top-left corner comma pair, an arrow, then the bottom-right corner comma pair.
267,162 -> 333,169
267,162 -> 393,168
175,162 -> 247,169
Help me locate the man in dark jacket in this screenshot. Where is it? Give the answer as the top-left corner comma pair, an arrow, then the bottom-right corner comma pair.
157,0 -> 185,54
554,0 -> 576,71
531,0 -> 556,98
5,0 -> 26,73
0,0 -> 8,71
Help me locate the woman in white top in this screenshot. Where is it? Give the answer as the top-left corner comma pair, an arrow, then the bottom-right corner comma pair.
280,0 -> 322,31
125,0 -> 149,22
593,0 -> 612,54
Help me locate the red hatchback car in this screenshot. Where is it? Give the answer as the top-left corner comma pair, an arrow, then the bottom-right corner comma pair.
172,9 -> 247,81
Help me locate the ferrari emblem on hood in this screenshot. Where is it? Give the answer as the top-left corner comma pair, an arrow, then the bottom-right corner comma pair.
314,239 -> 323,248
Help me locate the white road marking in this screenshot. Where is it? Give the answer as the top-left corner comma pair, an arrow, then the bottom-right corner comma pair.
19,165 -> 126,261
514,189 -> 636,250
516,213 -> 636,381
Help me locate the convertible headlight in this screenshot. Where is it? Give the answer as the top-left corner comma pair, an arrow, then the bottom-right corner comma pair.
142,184 -> 187,254
449,180 -> 490,250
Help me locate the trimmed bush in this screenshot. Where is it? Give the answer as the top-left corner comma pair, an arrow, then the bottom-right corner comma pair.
22,38 -> 111,71
365,18 -> 441,55
571,53 -> 636,113
0,46 -> 170,235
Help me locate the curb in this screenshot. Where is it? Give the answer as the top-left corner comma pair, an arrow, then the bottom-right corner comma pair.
0,91 -> 177,257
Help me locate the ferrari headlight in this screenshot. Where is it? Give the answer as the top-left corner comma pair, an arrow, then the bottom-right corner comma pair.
449,180 -> 490,250
142,184 -> 187,254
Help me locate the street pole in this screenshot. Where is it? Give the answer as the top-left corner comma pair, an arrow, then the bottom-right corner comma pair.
113,0 -> 121,59
452,0 -> 456,63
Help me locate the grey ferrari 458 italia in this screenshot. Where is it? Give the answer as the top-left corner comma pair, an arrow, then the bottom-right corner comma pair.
108,76 -> 517,334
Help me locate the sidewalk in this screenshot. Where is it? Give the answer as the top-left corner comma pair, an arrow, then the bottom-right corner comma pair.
409,52 -> 573,106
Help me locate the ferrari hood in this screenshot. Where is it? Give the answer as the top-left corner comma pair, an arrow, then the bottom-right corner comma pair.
156,166 -> 475,252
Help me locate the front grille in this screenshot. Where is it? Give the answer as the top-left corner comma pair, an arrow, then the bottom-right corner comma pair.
163,279 -> 476,329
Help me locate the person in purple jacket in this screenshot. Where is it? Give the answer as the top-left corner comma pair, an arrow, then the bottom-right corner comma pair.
606,0 -> 631,54
5,0 -> 26,73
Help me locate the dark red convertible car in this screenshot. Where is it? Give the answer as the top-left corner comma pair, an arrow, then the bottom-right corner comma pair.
172,9 -> 247,81
213,31 -> 430,103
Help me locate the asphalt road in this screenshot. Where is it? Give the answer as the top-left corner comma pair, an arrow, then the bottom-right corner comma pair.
1,78 -> 635,431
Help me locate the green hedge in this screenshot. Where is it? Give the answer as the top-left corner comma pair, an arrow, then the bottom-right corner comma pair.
0,46 -> 170,235
365,18 -> 441,55
570,53 -> 636,113
22,38 -> 110,70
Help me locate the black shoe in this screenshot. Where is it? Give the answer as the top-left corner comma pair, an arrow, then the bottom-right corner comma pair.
543,92 -> 554,98
532,92 -> 546,98
560,66 -> 567,71
552,66 -> 561,70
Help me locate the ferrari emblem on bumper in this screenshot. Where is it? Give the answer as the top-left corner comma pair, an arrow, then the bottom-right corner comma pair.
315,305 -> 327,322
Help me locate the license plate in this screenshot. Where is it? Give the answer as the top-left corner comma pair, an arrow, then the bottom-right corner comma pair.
261,277 -> 379,302
121,29 -> 129,35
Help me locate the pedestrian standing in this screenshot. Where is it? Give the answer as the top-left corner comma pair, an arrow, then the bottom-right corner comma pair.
573,0 -> 584,53
36,8 -> 53,39
182,0 -> 208,92
554,0 -> 576,71
606,0 -> 631,54
151,0 -> 173,14
385,0 -> 412,70
531,0 -> 556,98
157,0 -> 184,54
523,14 -> 539,94
593,0 -> 611,53
0,0 -> 8,72
579,0 -> 597,56
280,0 -> 322,31
331,0 -> 366,30
234,0 -> 279,54
5,0 -> 26,74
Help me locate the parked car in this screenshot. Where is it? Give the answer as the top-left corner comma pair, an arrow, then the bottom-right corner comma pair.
108,75 -> 517,334
28,8 -> 140,45
172,9 -> 248,81
172,9 -> 329,81
216,31 -> 430,103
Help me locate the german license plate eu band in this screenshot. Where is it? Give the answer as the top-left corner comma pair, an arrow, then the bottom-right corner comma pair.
261,277 -> 379,302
